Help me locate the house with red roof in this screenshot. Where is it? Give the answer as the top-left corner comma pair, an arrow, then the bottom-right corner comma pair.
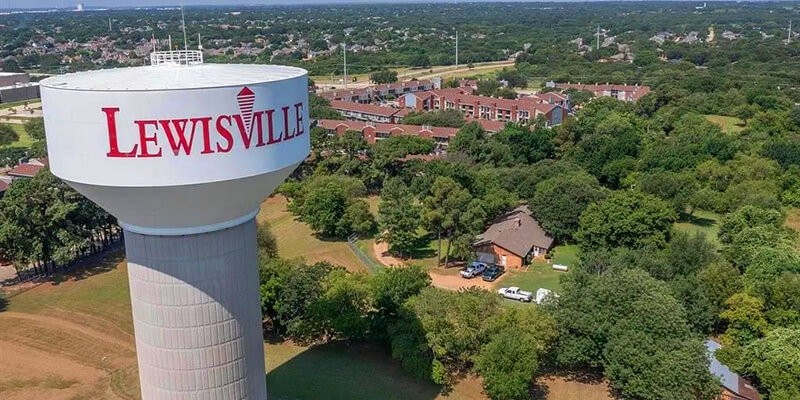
6,158 -> 47,180
329,100 -> 410,124
316,119 -> 459,147
551,82 -> 650,102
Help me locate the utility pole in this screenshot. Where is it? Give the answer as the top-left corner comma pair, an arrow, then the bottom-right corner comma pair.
455,29 -> 459,68
181,4 -> 188,51
342,42 -> 347,88
596,25 -> 600,50
789,19 -> 793,44
108,18 -> 112,32
169,35 -> 173,52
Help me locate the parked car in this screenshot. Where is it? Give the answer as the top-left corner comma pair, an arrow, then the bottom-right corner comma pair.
482,264 -> 505,282
498,287 -> 533,302
460,261 -> 487,278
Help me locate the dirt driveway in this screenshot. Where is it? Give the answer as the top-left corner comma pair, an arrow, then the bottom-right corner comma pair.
428,270 -> 500,291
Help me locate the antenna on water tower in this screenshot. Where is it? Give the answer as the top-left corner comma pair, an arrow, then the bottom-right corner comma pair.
181,4 -> 189,51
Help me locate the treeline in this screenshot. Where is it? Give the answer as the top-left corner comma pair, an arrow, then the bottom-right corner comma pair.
0,168 -> 119,277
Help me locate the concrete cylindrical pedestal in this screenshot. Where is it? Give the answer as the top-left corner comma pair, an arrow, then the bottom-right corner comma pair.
124,218 -> 267,400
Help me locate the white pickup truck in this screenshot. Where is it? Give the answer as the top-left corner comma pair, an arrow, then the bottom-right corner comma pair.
498,287 -> 533,302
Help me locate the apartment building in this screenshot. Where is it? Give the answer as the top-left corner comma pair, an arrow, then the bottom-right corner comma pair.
329,100 -> 410,123
399,88 -> 568,127
549,82 -> 651,102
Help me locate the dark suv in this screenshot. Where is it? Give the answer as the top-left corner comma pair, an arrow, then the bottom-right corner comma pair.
482,264 -> 505,282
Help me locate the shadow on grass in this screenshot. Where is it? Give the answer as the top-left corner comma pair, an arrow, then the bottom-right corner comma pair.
266,341 -> 442,400
50,250 -> 125,285
678,212 -> 716,227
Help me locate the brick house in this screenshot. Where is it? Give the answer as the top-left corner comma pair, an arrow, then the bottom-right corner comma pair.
473,206 -> 554,269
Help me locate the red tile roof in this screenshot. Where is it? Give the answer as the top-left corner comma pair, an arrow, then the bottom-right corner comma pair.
329,100 -> 409,117
7,163 -> 43,178
423,89 -> 560,116
317,119 -> 458,138
0,180 -> 8,192
554,82 -> 650,101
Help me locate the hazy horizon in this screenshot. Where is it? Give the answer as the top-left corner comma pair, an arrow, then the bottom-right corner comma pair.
0,0 -> 757,11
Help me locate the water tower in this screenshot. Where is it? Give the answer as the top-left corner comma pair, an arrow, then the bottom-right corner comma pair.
40,50 -> 310,399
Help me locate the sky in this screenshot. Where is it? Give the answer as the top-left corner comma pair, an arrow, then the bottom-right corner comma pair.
0,0 -> 719,10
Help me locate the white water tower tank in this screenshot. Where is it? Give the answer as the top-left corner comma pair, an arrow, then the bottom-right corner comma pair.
40,50 -> 310,400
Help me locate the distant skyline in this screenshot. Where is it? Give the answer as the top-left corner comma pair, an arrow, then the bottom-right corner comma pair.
0,0 -> 743,10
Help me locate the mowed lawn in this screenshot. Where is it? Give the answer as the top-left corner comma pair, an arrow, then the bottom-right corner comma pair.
704,114 -> 745,135
0,123 -> 32,148
257,195 -> 369,272
674,210 -> 721,244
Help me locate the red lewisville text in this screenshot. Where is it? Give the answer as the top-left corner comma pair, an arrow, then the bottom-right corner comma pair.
102,102 -> 305,158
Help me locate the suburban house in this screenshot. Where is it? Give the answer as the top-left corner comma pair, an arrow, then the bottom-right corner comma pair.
549,81 -> 651,102
473,206 -> 554,269
399,88 -> 567,127
706,340 -> 762,400
329,100 -> 410,123
316,119 -> 458,147
6,158 -> 47,181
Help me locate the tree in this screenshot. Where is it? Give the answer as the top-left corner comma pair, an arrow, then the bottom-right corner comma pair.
302,182 -> 348,237
370,69 -> 398,84
403,110 -> 465,128
530,171 -> 605,242
422,177 -> 472,266
554,268 -> 718,400
378,178 -> 421,256
341,199 -> 375,235
395,287 -> 502,381
476,331 -> 543,400
698,262 -> 743,330
575,190 -> 677,251
309,93 -> 344,120
24,117 -> 45,141
718,205 -> 785,245
477,79 -> 502,96
0,124 -> 19,146
256,222 -> 278,259
720,293 -> 769,348
0,169 -> 90,272
476,307 -> 557,400
738,328 -> 800,400
300,269 -> 372,341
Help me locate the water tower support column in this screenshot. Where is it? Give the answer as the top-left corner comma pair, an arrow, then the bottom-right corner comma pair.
123,218 -> 268,400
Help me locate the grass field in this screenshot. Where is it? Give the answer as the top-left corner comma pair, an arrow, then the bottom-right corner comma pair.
0,124 -> 32,148
0,255 -> 612,400
502,264 -> 564,293
704,114 -> 745,135
257,195 -> 370,272
674,210 -> 721,243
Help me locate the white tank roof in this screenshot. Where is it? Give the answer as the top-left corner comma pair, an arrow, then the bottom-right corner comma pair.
40,63 -> 307,92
